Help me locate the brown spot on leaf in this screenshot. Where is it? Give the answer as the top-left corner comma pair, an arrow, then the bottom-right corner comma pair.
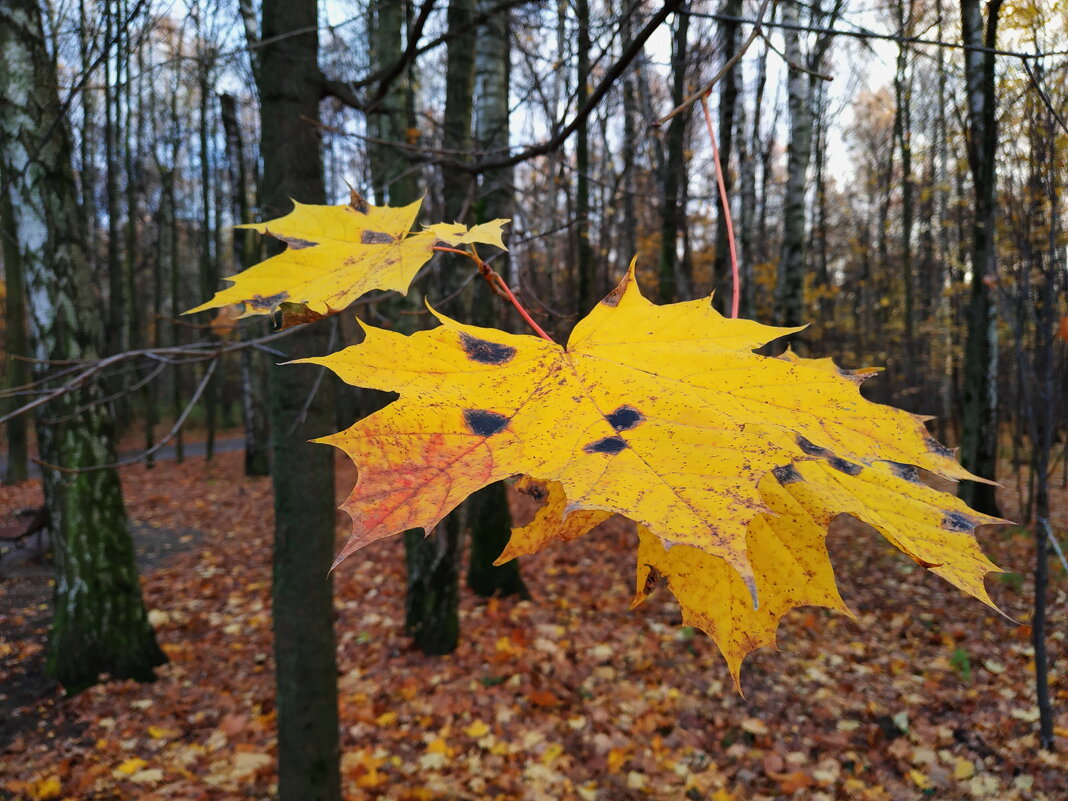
887,461 -> 921,483
772,464 -> 802,485
361,230 -> 394,245
600,271 -> 632,307
460,332 -> 516,365
248,291 -> 289,311
278,235 -> 317,249
349,190 -> 370,214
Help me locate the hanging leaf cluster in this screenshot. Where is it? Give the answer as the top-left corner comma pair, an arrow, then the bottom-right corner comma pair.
189,194 -> 1005,683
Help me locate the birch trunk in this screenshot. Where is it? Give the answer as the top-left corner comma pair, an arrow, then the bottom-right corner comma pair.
0,0 -> 165,692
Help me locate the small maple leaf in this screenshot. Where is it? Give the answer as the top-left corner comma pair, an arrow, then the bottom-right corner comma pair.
306,263 -> 1002,633
185,197 -> 508,319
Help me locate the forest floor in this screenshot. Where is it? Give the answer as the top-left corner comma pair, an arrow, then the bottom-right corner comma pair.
0,442 -> 1066,801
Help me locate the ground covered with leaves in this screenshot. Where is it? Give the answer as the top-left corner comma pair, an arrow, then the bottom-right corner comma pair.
1,446 -> 1065,800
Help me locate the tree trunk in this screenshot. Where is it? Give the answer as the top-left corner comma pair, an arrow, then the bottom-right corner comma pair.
575,0 -> 594,310
220,92 -> 270,476
467,0 -> 528,600
659,5 -> 689,303
713,0 -> 741,305
957,0 -> 1002,515
0,0 -> 165,693
1,169 -> 30,483
256,0 -> 341,797
405,0 -> 478,655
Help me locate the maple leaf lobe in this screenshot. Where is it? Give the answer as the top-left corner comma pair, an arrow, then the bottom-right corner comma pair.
460,332 -> 516,365
463,409 -> 510,437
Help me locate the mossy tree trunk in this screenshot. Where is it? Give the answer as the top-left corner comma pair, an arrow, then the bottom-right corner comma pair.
0,0 -> 165,693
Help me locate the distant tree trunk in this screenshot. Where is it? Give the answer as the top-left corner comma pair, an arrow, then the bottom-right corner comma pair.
659,5 -> 689,303
957,0 -> 1002,515
405,0 -> 478,656
467,0 -> 528,600
575,0 -> 594,310
103,0 -> 126,363
736,39 -> 767,318
0,0 -> 165,692
255,0 -> 341,797
713,0 -> 741,305
77,0 -> 98,260
197,44 -> 218,461
1,169 -> 30,484
775,0 -> 839,332
620,5 -> 638,269
893,0 -> 916,390
220,92 -> 270,476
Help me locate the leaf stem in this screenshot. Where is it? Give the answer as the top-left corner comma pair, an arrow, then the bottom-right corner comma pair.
700,93 -> 741,319
431,245 -> 556,343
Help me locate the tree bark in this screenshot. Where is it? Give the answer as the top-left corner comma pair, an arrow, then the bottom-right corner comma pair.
467,0 -> 528,600
575,0 -> 595,310
220,92 -> 270,477
0,0 -> 165,692
713,0 -> 741,305
659,5 -> 689,303
1,168 -> 30,484
405,0 -> 478,655
256,0 -> 341,796
957,0 -> 1002,515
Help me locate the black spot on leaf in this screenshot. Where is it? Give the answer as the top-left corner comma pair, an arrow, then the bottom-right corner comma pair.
361,230 -> 394,245
460,332 -> 517,365
796,435 -> 832,458
828,457 -> 862,476
463,409 -> 510,437
606,405 -> 644,431
887,461 -> 921,483
772,464 -> 802,485
942,511 -> 974,532
584,435 -> 627,455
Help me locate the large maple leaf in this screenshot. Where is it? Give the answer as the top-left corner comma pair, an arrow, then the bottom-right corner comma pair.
186,195 -> 507,318
306,264 -> 1003,643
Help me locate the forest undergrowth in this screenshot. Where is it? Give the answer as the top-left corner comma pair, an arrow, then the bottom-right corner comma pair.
0,445 -> 1065,801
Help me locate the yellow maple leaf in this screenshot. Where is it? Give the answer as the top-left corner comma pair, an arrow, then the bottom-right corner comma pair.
186,196 -> 508,319
309,264 -> 994,602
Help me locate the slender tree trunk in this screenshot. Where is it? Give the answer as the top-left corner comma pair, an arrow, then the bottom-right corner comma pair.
713,0 -> 741,304
256,0 -> 341,797
220,93 -> 270,476
620,5 -> 638,269
575,0 -> 594,311
405,0 -> 478,656
467,0 -> 528,600
0,0 -> 165,692
197,47 -> 218,461
893,0 -> 916,390
103,0 -> 126,363
659,6 -> 689,303
1,168 -> 30,483
958,0 -> 1002,514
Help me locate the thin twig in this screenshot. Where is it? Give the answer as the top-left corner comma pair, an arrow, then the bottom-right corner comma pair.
700,95 -> 741,319
656,0 -> 773,126
32,359 -> 218,474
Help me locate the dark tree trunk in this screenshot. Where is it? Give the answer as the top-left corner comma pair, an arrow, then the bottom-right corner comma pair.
713,0 -> 741,305
0,0 -> 165,693
220,92 -> 270,477
405,0 -> 478,655
1,169 -> 30,484
256,0 -> 341,797
659,5 -> 689,303
465,0 -> 527,600
575,0 -> 595,311
957,0 -> 1002,515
